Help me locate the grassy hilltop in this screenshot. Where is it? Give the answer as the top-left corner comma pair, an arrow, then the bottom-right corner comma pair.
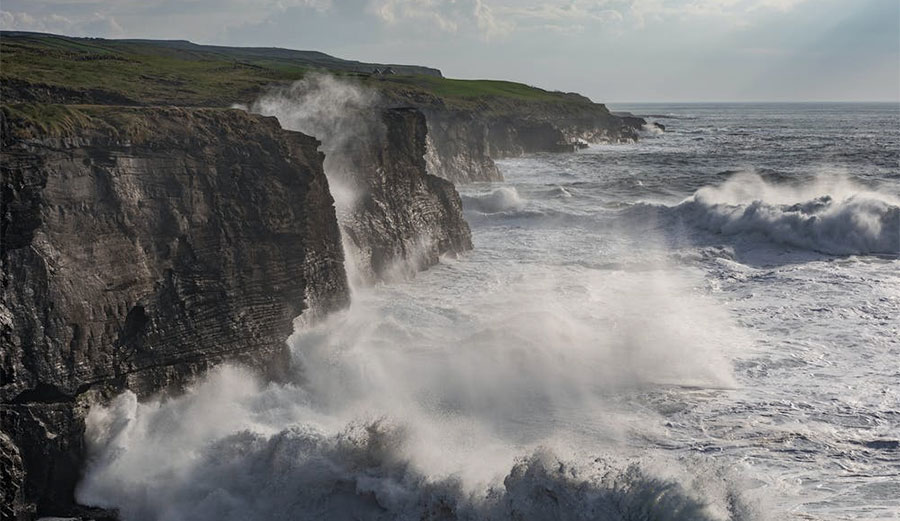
0,31 -> 605,115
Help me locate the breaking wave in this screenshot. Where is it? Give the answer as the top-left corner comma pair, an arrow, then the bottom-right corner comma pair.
634,172 -> 899,256
641,123 -> 665,136
462,187 -> 527,213
77,368 -> 756,521
77,253 -> 750,520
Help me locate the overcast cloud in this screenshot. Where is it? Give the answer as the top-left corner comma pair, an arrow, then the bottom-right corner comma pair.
2,0 -> 897,101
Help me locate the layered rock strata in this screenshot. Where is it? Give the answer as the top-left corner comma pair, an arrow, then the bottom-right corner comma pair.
330,107 -> 473,284
414,102 -> 647,184
0,105 -> 349,517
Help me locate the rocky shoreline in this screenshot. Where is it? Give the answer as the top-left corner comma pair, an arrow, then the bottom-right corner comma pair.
0,36 -> 648,520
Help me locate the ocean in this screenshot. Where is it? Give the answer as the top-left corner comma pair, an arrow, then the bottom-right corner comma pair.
76,103 -> 900,520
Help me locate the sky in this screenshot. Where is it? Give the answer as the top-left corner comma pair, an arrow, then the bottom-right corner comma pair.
2,0 -> 898,102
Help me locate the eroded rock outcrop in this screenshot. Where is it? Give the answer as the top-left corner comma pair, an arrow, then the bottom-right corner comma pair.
0,105 -> 349,517
412,98 -> 646,184
248,76 -> 473,284
423,111 -> 502,184
339,108 -> 473,283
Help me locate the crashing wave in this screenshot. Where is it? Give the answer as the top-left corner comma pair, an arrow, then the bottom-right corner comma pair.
463,187 -> 527,213
679,193 -> 899,256
641,123 -> 665,136
78,387 -> 756,521
633,173 -> 899,256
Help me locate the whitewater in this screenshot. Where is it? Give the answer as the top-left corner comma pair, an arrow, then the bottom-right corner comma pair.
76,102 -> 899,520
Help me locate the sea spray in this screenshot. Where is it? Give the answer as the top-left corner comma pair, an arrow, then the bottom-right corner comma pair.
77,243 -> 753,519
248,74 -> 378,202
243,74 -> 381,289
245,73 -> 469,287
462,186 -> 527,213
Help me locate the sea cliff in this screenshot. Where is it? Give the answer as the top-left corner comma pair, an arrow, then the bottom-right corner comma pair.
338,108 -> 473,283
378,83 -> 646,184
0,31 -> 646,519
0,105 -> 350,517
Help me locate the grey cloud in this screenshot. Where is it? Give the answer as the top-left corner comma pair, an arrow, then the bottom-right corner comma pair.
0,0 -> 895,101
0,9 -> 124,36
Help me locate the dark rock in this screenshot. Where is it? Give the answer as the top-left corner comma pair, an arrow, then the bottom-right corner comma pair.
336,107 -> 473,283
0,105 -> 349,518
423,111 -> 503,184
417,107 -> 645,184
1,429 -> 31,520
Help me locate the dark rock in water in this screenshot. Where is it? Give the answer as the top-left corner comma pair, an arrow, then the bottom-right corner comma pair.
338,108 -> 473,283
619,115 -> 646,132
0,105 -> 350,517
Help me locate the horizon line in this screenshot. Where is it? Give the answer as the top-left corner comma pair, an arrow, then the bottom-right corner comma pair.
605,100 -> 900,105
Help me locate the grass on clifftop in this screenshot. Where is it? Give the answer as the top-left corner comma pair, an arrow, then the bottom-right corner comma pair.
380,75 -> 574,102
1,33 -> 309,106
1,32 -> 604,114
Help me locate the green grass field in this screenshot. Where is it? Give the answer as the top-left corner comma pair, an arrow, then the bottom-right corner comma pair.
1,32 -> 605,115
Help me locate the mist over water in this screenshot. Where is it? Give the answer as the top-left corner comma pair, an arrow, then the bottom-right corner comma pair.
77,227 -> 750,520
77,103 -> 899,520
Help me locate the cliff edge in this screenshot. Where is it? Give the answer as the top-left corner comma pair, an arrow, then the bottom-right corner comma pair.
0,105 -> 349,517
330,107 -> 473,283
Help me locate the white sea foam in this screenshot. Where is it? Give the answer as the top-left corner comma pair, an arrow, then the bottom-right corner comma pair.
77,250 -> 749,520
637,172 -> 900,256
681,173 -> 899,255
641,122 -> 665,136
78,383 -> 758,521
462,186 -> 527,213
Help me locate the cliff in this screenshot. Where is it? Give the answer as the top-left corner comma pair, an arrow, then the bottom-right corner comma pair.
419,106 -> 642,184
0,105 -> 350,517
1,33 -> 650,186
245,76 -> 473,285
328,107 -> 473,283
0,33 -> 638,518
377,86 -> 645,184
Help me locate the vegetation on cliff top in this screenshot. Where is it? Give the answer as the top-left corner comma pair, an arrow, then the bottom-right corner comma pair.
1,103 -> 294,148
0,31 -> 608,115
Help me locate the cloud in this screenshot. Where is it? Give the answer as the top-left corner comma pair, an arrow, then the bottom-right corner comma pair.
0,10 -> 124,37
496,1 -> 625,25
370,0 -> 512,40
473,0 -> 513,39
748,0 -> 808,11
0,0 -> 814,43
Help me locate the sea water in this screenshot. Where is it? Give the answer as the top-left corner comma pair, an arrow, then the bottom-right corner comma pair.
77,103 -> 900,520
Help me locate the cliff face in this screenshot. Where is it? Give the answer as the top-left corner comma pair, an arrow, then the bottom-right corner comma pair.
247,76 -> 473,284
416,104 -> 645,184
335,108 -> 473,283
0,106 -> 349,517
423,111 -> 503,184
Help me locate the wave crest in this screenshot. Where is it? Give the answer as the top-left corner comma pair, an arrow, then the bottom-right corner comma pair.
78,388 -> 757,521
654,173 -> 900,256
463,187 -> 527,213
683,194 -> 899,255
